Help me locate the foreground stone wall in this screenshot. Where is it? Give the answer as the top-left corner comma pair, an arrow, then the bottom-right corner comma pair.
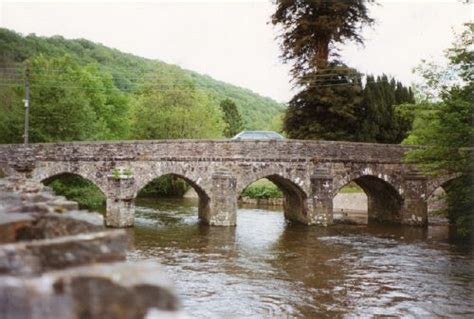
0,140 -> 455,228
0,177 -> 183,319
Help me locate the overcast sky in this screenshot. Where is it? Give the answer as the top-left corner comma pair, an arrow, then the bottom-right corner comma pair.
0,0 -> 471,102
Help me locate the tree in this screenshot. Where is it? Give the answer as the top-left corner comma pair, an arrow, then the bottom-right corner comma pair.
404,23 -> 473,237
272,0 -> 374,79
220,99 -> 243,138
272,0 -> 375,141
0,54 -> 129,143
130,68 -> 224,140
283,65 -> 363,140
0,28 -> 284,133
355,75 -> 415,143
0,57 -> 24,143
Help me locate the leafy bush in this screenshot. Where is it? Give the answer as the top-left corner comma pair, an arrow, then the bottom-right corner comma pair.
241,184 -> 283,199
46,175 -> 105,211
138,175 -> 190,198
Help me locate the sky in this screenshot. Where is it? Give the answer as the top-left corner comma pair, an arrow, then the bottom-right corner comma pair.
0,0 -> 472,102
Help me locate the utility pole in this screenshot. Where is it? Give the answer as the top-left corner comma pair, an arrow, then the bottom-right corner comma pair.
23,62 -> 30,145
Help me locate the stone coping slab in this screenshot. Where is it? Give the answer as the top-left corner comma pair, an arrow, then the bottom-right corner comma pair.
0,261 -> 183,319
0,230 -> 128,276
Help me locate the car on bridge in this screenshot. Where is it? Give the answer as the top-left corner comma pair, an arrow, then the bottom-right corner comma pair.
231,131 -> 285,141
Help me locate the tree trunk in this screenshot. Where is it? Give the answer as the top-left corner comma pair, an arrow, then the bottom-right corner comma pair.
314,40 -> 329,70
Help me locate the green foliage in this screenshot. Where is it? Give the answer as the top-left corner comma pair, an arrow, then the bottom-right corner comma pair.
220,99 -> 243,138
112,168 -> 121,180
269,112 -> 285,134
354,75 -> 415,143
46,175 -> 105,211
123,168 -> 133,177
404,23 -> 473,238
188,71 -> 285,130
272,0 -> 374,76
339,183 -> 364,193
272,1 -> 412,143
0,28 -> 283,135
130,69 -> 224,139
283,66 -> 415,142
444,176 -> 474,237
241,180 -> 283,199
0,54 -> 129,143
283,66 -> 363,140
138,175 -> 190,198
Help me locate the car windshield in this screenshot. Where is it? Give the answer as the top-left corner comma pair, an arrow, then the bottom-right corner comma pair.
233,131 -> 284,140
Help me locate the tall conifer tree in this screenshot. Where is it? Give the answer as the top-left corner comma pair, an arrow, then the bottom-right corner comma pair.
272,0 -> 375,141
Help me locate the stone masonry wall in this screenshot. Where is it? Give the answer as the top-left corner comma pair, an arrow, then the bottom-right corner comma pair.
0,177 -> 184,319
0,140 -> 451,228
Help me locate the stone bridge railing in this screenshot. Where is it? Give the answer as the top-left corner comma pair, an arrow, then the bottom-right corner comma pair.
0,140 -> 457,228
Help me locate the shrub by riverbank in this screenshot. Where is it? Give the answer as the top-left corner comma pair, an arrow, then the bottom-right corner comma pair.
46,176 -> 105,211
241,179 -> 283,199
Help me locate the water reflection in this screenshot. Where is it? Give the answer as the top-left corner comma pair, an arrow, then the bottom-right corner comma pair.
127,198 -> 474,318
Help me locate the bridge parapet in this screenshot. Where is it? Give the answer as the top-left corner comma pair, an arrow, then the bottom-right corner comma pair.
0,139 -> 413,163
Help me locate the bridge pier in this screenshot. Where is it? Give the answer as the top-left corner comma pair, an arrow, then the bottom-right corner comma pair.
309,170 -> 334,226
105,176 -> 135,228
106,197 -> 135,227
401,173 -> 428,226
202,171 -> 237,226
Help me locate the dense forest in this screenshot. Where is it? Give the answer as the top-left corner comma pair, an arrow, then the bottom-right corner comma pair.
0,27 -> 284,144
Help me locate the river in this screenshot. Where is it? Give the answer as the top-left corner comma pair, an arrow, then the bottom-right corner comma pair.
126,198 -> 474,318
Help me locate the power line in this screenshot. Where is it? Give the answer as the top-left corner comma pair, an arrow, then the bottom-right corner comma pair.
0,79 -> 402,93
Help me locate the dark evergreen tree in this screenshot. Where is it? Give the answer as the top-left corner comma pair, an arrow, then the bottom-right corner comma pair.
272,0 -> 375,141
220,99 -> 243,138
272,0 -> 374,79
284,65 -> 363,140
354,75 -> 415,143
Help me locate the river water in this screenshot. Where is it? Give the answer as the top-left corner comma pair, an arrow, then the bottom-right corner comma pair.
127,198 -> 474,318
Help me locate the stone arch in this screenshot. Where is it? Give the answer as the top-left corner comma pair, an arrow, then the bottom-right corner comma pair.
236,164 -> 310,196
132,163 -> 213,199
426,173 -> 462,200
426,174 -> 465,221
31,164 -> 108,196
335,174 -> 403,224
238,173 -> 309,224
135,172 -> 211,222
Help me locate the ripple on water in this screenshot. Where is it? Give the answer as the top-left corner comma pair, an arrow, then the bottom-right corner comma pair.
128,198 -> 474,318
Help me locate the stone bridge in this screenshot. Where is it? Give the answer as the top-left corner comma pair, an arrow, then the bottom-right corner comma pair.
0,140 -> 455,228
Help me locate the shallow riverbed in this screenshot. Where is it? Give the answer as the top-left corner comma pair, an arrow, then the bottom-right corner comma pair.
127,198 -> 474,318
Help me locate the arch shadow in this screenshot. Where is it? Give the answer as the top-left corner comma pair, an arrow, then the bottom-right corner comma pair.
136,173 -> 211,222
239,174 -> 309,224
336,175 -> 403,224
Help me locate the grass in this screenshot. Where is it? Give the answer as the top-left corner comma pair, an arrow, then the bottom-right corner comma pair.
339,183 -> 364,193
